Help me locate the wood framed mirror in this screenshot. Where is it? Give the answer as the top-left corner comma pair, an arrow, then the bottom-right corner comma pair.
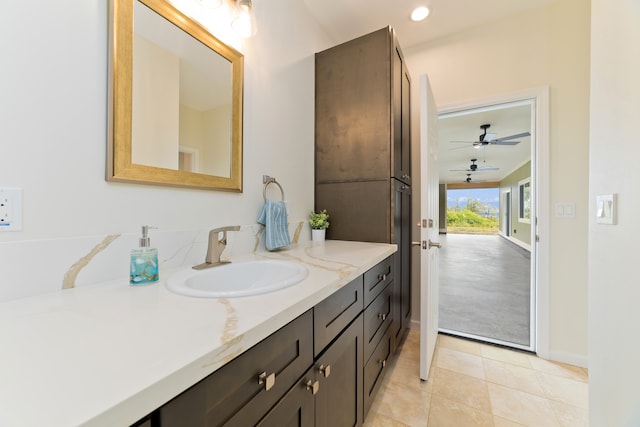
108,0 -> 243,191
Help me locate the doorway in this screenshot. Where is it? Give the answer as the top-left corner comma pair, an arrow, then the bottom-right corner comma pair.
436,96 -> 540,352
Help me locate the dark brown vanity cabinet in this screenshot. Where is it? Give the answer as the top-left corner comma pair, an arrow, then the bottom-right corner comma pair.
160,310 -> 314,427
315,26 -> 412,353
133,258 -> 399,427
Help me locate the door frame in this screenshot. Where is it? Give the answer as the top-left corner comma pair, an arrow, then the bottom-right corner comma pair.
502,188 -> 511,237
437,86 -> 550,357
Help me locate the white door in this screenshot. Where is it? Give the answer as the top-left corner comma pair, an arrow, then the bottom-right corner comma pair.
419,75 -> 440,380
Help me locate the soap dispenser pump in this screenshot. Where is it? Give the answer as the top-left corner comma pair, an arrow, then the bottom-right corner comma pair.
130,225 -> 159,285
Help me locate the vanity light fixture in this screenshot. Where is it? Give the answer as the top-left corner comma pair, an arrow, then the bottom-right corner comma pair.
410,6 -> 430,22
199,0 -> 222,9
231,0 -> 257,38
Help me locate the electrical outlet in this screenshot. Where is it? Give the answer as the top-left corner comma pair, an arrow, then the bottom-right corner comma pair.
0,195 -> 12,224
0,188 -> 22,231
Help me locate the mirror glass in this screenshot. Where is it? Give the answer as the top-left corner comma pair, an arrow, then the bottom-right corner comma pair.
108,0 -> 244,191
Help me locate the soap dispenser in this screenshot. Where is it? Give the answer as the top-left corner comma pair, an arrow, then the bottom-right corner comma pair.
130,225 -> 159,285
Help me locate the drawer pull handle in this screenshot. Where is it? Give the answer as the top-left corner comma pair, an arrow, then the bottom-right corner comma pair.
306,380 -> 320,395
258,372 -> 276,391
378,313 -> 387,321
378,273 -> 387,281
380,359 -> 387,368
319,364 -> 331,378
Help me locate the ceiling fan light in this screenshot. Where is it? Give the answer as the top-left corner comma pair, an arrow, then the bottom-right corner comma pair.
411,6 -> 430,22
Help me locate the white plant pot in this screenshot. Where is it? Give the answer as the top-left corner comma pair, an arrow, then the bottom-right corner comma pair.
312,229 -> 326,242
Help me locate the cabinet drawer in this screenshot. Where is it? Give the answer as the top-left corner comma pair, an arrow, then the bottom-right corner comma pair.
363,282 -> 393,363
160,310 -> 313,427
363,255 -> 393,307
363,329 -> 392,418
314,276 -> 363,356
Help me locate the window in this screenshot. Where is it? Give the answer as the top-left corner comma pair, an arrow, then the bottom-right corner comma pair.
519,178 -> 531,223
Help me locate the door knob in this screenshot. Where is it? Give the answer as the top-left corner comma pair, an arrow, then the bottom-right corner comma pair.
428,240 -> 441,249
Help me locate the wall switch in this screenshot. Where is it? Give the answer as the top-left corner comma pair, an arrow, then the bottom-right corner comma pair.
596,194 -> 616,225
0,188 -> 23,231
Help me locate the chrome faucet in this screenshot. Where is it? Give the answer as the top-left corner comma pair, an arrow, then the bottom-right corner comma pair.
193,226 -> 241,270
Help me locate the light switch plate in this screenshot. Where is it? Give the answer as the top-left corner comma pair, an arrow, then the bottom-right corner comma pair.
596,194 -> 616,225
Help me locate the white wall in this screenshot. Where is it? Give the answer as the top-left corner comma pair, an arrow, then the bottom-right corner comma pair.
0,0 -> 331,242
589,0 -> 640,424
406,0 -> 590,364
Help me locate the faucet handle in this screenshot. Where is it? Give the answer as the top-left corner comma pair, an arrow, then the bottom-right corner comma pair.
193,226 -> 241,270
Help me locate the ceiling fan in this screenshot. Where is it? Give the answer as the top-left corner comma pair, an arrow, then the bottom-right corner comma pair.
451,123 -> 531,148
463,173 -> 487,183
450,158 -> 499,173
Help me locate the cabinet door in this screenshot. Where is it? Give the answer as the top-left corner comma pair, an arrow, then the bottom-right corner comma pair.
315,313 -> 364,427
392,180 -> 412,348
392,38 -> 411,185
316,181 -> 390,243
257,369 -> 315,427
315,28 -> 391,183
160,311 -> 313,427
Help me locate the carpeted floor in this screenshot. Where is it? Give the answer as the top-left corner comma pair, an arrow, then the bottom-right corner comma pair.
438,233 -> 531,347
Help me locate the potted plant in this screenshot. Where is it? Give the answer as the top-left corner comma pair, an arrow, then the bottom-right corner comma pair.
309,209 -> 330,242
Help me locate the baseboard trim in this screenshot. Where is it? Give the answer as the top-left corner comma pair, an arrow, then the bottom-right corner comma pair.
546,349 -> 588,368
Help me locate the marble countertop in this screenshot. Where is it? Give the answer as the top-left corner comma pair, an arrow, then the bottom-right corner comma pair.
0,240 -> 396,427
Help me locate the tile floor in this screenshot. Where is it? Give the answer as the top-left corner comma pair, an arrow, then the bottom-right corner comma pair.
364,329 -> 589,426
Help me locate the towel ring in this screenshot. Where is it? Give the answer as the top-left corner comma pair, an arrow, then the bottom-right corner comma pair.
263,176 -> 285,202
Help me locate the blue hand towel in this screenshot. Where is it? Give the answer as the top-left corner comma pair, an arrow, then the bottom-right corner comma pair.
257,200 -> 291,251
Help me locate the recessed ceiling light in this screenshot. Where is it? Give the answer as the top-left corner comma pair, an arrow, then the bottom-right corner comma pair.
411,6 -> 430,22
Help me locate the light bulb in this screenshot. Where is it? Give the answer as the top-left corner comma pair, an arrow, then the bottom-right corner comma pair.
411,6 -> 430,22
232,0 -> 257,38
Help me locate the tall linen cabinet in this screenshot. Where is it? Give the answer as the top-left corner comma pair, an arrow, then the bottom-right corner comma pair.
315,27 -> 412,350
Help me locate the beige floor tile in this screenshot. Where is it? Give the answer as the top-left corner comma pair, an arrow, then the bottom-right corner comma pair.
385,355 -> 434,394
436,347 -> 486,380
487,382 -> 561,427
373,379 -> 431,426
536,372 -> 589,409
483,358 -> 545,397
363,411 -> 412,427
438,334 -> 484,356
481,345 -> 533,368
527,356 -> 588,382
432,367 -> 492,412
494,416 -> 527,426
549,400 -> 589,427
428,394 -> 493,427
364,332 -> 589,426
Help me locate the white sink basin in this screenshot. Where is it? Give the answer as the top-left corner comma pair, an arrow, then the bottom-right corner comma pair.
165,260 -> 309,298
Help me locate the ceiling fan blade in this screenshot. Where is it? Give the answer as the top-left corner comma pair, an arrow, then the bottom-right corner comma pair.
450,140 -> 478,143
448,145 -> 474,151
490,140 -> 520,146
476,166 -> 499,171
491,131 -> 531,142
483,132 -> 497,142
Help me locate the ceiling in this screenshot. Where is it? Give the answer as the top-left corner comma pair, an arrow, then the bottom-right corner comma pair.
303,0 -> 556,51
303,0 -> 543,185
438,104 -> 532,185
